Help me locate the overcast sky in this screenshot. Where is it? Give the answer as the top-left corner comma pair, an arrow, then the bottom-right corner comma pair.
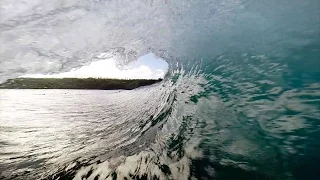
21,53 -> 168,79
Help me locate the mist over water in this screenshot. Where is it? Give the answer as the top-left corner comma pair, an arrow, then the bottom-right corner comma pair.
0,0 -> 319,179
1,0 -> 319,81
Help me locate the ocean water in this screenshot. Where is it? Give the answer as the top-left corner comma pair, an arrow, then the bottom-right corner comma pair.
1,0 -> 320,179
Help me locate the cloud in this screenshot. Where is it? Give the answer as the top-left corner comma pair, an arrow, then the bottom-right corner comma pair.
21,53 -> 168,80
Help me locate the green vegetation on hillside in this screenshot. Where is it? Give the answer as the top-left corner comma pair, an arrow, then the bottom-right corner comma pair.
0,78 -> 162,90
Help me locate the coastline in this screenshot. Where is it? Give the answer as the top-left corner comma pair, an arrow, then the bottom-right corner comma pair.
0,78 -> 162,90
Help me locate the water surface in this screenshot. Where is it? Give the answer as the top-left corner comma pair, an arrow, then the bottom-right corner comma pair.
1,0 -> 320,179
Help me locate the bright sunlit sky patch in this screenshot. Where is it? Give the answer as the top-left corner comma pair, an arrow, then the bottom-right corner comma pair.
21,53 -> 168,80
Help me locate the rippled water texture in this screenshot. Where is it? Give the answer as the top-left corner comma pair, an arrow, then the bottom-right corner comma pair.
1,0 -> 320,179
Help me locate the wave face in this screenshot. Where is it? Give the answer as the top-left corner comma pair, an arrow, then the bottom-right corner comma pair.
0,0 -> 320,179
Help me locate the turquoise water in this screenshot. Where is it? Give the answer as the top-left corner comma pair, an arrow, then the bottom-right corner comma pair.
0,0 -> 319,179
1,43 -> 319,179
189,43 -> 320,179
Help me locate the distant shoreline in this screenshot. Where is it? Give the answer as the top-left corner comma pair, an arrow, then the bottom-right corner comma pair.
0,78 -> 162,90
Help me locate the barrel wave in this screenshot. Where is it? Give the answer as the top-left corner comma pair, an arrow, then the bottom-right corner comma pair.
0,0 -> 319,179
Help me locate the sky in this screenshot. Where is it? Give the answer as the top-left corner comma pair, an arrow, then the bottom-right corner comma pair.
20,53 -> 169,80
